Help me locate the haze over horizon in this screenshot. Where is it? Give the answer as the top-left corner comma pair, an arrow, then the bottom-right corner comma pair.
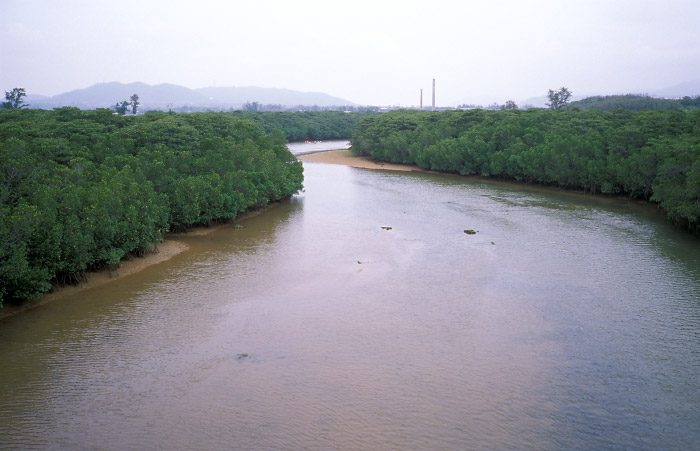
2,0 -> 699,106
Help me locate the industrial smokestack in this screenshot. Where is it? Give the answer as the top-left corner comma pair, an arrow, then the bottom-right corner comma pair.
432,79 -> 435,111
420,89 -> 423,111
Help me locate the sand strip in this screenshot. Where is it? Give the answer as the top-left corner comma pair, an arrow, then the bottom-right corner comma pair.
0,205 -> 278,321
0,240 -> 189,321
297,149 -> 423,172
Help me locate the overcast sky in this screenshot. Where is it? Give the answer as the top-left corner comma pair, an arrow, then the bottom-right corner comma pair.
2,0 -> 699,106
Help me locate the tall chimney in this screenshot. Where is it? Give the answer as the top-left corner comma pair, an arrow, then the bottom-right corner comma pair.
432,79 -> 435,111
420,89 -> 423,111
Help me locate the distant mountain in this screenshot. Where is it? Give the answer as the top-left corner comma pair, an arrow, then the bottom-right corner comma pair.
26,82 -> 355,110
196,86 -> 354,107
23,93 -> 50,104
649,79 -> 700,98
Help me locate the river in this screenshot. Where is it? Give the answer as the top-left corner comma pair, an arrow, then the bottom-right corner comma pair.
1,141 -> 699,450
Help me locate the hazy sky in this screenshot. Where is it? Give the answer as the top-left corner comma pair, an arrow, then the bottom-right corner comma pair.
2,0 -> 699,106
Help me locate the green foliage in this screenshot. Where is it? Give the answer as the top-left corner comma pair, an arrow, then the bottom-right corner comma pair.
680,96 -> 700,109
0,109 -> 304,306
650,136 -> 700,231
130,94 -> 140,115
350,108 -> 700,232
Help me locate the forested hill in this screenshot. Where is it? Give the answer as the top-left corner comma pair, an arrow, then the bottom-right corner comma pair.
568,94 -> 700,111
0,108 -> 304,306
351,109 -> 700,232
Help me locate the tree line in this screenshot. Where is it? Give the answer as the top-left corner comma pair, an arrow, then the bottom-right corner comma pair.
0,108 -> 304,306
113,103 -> 373,141
350,108 -> 700,232
226,110 -> 376,141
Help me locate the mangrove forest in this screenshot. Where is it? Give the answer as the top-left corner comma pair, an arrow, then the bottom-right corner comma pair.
0,108 -> 304,306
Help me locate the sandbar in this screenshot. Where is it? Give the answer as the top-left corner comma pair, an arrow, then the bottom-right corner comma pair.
297,149 -> 422,172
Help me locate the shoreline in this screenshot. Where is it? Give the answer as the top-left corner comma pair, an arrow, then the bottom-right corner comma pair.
0,239 -> 190,321
298,149 -> 662,207
0,205 -> 278,322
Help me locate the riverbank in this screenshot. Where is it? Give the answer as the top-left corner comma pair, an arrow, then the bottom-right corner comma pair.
297,149 -> 422,172
297,148 -> 669,224
0,205 -> 279,322
0,240 -> 190,321
0,240 -> 189,322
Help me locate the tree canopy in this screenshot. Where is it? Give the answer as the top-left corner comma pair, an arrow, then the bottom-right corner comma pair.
0,108 -> 304,306
546,87 -> 572,110
501,100 -> 518,110
113,94 -> 140,115
130,94 -> 140,115
2,88 -> 29,110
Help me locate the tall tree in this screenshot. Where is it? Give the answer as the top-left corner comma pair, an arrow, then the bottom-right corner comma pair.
546,87 -> 572,110
501,100 -> 518,110
130,94 -> 140,115
243,101 -> 260,111
114,100 -> 130,115
2,88 -> 29,109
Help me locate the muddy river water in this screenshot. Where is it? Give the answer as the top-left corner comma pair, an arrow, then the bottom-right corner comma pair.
1,141 -> 699,449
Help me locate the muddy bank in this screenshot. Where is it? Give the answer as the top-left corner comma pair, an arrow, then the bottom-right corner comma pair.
0,240 -> 189,321
0,205 -> 280,322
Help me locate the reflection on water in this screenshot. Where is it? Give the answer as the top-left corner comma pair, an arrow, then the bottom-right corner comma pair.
287,139 -> 350,156
1,155 -> 699,449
